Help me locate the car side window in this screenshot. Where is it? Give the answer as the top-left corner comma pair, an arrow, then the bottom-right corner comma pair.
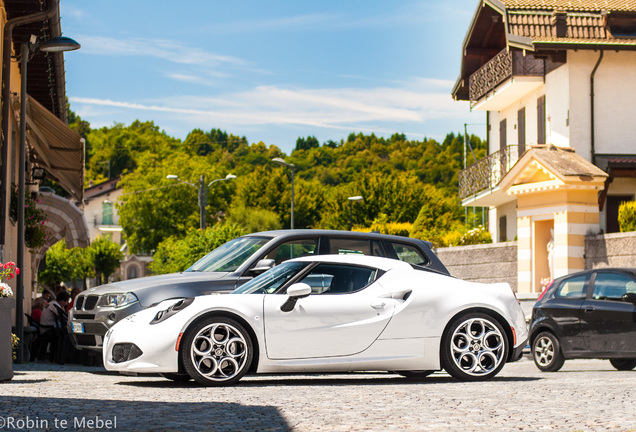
265,239 -> 319,264
390,242 -> 429,266
555,275 -> 587,299
297,264 -> 376,295
592,273 -> 636,301
329,238 -> 380,256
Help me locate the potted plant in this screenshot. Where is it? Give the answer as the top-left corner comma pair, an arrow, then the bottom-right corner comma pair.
0,262 -> 19,381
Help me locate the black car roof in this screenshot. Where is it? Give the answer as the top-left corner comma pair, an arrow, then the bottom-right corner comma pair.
243,229 -> 434,248
556,268 -> 636,280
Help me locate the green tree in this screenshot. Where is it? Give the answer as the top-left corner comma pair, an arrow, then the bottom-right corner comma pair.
150,224 -> 245,275
39,239 -> 93,287
410,185 -> 464,247
88,235 -> 124,285
226,206 -> 282,233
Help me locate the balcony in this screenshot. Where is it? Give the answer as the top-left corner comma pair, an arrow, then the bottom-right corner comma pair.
459,146 -> 520,206
469,49 -> 545,110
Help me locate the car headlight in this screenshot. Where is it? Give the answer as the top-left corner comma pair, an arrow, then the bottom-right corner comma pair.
150,298 -> 194,325
98,292 -> 139,308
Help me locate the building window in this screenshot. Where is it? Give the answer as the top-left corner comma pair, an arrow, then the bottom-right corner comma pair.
102,200 -> 113,225
499,216 -> 507,242
499,119 -> 507,151
537,95 -> 546,144
517,107 -> 526,155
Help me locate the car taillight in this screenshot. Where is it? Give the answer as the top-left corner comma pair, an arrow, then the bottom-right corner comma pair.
537,280 -> 554,302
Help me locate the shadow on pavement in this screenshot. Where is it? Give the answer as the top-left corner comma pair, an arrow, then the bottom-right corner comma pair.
116,372 -> 540,389
2,396 -> 290,432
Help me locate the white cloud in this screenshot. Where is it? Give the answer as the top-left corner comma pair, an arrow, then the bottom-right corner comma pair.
70,78 -> 468,136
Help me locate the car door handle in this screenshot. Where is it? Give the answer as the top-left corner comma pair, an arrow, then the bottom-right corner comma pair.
371,302 -> 386,309
584,307 -> 596,312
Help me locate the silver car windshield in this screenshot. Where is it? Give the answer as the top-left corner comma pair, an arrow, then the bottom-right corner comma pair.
233,262 -> 309,294
185,236 -> 271,273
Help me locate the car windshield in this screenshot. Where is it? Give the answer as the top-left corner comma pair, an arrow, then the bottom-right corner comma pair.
185,236 -> 271,273
233,262 -> 309,294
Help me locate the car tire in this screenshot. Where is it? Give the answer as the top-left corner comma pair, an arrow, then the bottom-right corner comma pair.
532,331 -> 565,372
159,373 -> 192,382
609,358 -> 636,371
441,313 -> 508,381
396,370 -> 434,380
181,316 -> 253,387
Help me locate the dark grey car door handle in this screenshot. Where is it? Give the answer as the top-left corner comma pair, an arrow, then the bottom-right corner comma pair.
584,307 -> 596,312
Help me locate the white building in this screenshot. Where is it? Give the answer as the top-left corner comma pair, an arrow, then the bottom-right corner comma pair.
452,0 -> 636,293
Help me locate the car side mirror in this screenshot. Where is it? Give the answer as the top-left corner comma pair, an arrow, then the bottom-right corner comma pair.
621,292 -> 636,305
280,283 -> 311,312
250,259 -> 275,275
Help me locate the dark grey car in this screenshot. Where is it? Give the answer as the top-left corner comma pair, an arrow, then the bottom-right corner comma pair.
69,229 -> 448,351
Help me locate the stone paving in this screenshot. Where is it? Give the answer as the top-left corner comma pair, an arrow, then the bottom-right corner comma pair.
1,356 -> 635,432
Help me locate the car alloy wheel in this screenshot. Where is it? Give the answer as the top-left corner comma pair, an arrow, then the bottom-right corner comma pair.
609,358 -> 636,371
532,331 -> 565,372
441,313 -> 508,381
181,316 -> 253,386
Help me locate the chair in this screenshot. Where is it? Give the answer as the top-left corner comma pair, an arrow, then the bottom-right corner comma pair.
24,313 -> 54,361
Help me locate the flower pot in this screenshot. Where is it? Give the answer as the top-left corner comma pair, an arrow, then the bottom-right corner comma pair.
0,296 -> 16,381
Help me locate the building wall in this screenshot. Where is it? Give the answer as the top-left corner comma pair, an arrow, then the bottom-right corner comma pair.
435,242 -> 518,292
585,231 -> 636,269
569,50 -> 636,159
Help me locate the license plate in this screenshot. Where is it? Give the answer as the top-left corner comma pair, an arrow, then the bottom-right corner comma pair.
72,322 -> 84,333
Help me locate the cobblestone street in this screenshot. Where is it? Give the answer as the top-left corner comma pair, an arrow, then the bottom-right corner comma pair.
1,356 -> 635,431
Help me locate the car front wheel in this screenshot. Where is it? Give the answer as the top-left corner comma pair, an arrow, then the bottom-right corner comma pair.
181,316 -> 253,386
532,331 -> 565,372
609,358 -> 636,371
441,313 -> 508,381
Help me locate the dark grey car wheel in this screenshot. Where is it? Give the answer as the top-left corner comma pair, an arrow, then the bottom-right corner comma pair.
181,316 -> 253,387
441,313 -> 508,381
532,331 -> 565,372
610,358 -> 636,371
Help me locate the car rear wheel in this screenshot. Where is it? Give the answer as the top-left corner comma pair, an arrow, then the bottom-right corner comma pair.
181,316 -> 253,387
441,313 -> 508,381
532,332 -> 565,372
609,358 -> 636,371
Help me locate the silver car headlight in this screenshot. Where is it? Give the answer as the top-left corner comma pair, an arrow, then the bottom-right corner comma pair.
98,292 -> 139,308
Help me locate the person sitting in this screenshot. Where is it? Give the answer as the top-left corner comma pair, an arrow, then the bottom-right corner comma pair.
40,291 -> 69,328
39,291 -> 71,364
31,297 -> 46,323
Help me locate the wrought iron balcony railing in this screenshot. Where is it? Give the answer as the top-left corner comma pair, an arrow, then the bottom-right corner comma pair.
459,145 -> 520,200
468,49 -> 546,104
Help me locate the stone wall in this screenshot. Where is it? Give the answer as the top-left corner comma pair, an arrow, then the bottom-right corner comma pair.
435,242 -> 518,292
585,231 -> 636,269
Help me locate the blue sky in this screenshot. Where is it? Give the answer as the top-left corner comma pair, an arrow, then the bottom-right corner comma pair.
61,0 -> 486,154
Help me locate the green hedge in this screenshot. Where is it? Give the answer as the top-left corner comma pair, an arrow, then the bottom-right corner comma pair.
618,201 -> 636,232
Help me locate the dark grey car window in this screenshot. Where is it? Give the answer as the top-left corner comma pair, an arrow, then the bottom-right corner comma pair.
297,264 -> 376,295
592,273 -> 636,301
555,275 -> 587,299
390,242 -> 429,266
329,238 -> 384,256
265,238 -> 319,264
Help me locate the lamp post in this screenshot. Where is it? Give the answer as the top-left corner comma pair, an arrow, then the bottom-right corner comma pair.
167,173 -> 236,229
15,35 -> 80,363
348,196 -> 363,231
272,157 -> 295,229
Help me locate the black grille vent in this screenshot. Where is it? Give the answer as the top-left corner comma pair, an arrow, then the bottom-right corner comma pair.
84,296 -> 99,310
75,296 -> 85,310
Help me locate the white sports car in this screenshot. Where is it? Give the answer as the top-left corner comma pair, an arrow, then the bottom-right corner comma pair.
103,255 -> 528,386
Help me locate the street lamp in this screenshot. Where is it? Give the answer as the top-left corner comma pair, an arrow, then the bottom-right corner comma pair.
348,196 -> 363,231
15,35 -> 81,363
167,173 -> 236,229
272,157 -> 295,230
